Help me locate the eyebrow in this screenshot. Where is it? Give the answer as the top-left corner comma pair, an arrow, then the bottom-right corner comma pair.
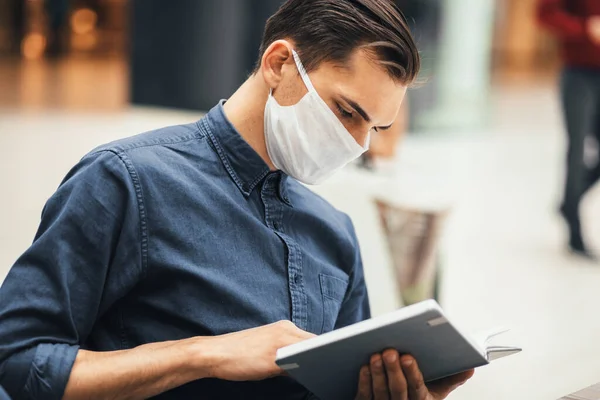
340,95 -> 393,130
340,95 -> 371,123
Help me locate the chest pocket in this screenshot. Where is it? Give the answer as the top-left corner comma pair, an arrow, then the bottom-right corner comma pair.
319,273 -> 349,334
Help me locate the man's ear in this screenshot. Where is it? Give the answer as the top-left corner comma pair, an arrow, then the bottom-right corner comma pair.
260,40 -> 295,91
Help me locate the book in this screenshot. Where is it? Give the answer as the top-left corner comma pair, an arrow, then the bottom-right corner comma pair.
276,300 -> 521,400
559,383 -> 600,400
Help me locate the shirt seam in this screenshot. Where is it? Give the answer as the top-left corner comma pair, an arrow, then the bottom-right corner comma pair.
118,307 -> 129,350
345,215 -> 360,297
197,118 -> 269,195
91,128 -> 205,154
96,149 -> 149,280
198,118 -> 246,192
128,135 -> 203,152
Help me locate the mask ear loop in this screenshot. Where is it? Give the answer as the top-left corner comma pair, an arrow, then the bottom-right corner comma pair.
363,131 -> 371,150
292,50 -> 315,92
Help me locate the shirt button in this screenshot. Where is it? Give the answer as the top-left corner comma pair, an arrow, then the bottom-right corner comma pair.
273,222 -> 280,230
293,274 -> 300,284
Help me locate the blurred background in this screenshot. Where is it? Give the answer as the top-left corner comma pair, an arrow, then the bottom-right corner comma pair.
1,1 -> 600,399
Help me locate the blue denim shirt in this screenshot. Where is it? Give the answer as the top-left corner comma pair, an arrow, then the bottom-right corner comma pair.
0,103 -> 370,400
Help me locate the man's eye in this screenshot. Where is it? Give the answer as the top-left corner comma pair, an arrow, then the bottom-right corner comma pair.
336,103 -> 354,119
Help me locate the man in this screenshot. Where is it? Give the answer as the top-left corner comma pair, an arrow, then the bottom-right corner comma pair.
538,0 -> 600,259
0,1 -> 473,399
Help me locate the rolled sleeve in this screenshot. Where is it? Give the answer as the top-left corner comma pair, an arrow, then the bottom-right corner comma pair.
0,150 -> 144,400
24,344 -> 79,399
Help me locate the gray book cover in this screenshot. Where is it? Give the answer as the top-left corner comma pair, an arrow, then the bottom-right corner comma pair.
276,300 -> 520,400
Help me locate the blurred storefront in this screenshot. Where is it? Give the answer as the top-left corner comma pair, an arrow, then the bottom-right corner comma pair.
493,0 -> 560,78
129,0 -> 283,111
0,0 -> 563,120
0,0 -> 127,59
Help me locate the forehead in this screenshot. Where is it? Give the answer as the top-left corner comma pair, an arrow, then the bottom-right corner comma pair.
310,49 -> 407,124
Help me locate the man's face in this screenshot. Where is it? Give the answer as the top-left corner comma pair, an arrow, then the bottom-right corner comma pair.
272,47 -> 407,147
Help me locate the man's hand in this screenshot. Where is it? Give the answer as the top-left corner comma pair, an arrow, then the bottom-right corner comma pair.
587,16 -> 600,45
355,349 -> 474,400
64,321 -> 314,400
198,320 -> 315,381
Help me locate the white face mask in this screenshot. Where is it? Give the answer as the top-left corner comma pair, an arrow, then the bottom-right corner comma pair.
263,50 -> 369,185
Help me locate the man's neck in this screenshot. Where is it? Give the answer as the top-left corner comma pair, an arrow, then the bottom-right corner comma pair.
222,76 -> 275,170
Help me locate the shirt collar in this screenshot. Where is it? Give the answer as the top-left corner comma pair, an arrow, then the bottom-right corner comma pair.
199,101 -> 275,198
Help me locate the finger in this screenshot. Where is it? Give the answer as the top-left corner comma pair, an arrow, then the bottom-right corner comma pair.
401,356 -> 428,400
370,354 -> 390,400
355,366 -> 373,400
382,349 -> 407,400
429,369 -> 475,398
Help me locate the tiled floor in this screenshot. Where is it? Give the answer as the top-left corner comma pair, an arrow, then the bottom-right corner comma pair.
429,85 -> 600,399
1,59 -> 599,399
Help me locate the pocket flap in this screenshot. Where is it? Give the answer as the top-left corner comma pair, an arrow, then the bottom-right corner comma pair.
319,273 -> 349,301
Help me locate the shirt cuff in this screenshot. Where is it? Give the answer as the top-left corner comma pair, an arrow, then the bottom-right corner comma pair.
23,343 -> 79,400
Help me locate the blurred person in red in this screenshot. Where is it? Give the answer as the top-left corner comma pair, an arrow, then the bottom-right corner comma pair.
538,0 -> 600,259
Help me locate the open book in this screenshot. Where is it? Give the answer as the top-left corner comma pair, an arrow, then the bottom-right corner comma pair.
276,300 -> 521,400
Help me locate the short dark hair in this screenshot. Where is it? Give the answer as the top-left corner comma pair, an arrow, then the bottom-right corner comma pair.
254,0 -> 420,84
